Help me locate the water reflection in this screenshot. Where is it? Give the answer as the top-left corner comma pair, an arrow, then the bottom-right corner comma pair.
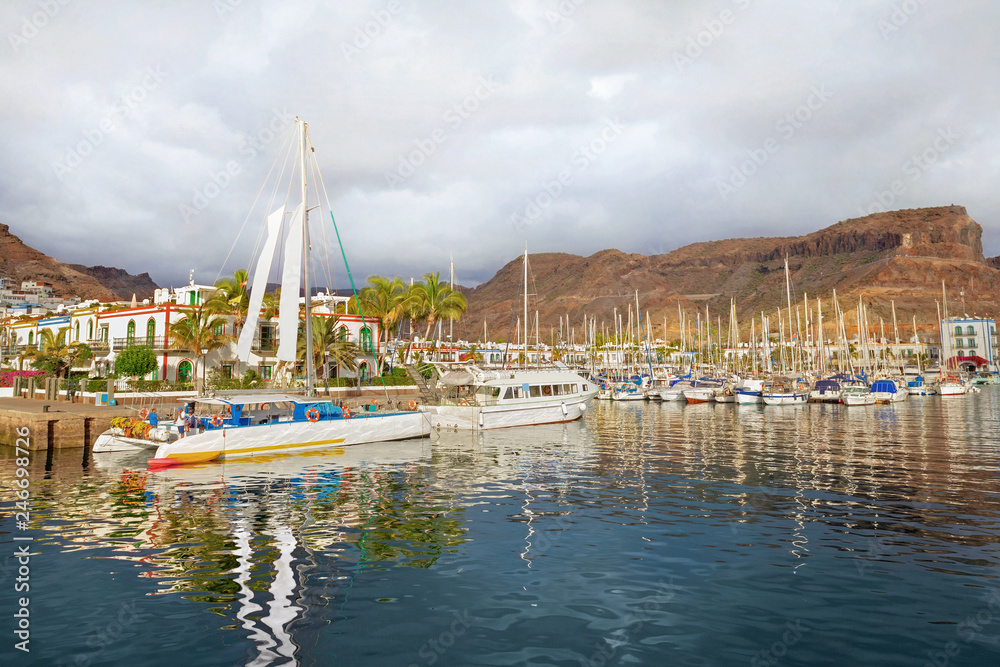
1,391 -> 999,665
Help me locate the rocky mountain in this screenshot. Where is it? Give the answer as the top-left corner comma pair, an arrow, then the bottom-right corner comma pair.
0,223 -> 158,302
455,206 -> 999,342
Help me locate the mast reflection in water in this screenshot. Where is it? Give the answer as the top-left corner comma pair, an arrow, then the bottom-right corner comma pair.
2,392 -> 1000,665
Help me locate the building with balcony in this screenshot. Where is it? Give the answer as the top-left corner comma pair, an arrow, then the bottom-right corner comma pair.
940,317 -> 998,371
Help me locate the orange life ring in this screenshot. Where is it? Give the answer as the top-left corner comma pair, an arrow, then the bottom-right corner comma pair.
370,398 -> 378,405
408,400 -> 417,410
342,407 -> 351,419
460,399 -> 469,406
306,407 -> 320,422
260,402 -> 269,410
139,408 -> 149,420
211,414 -> 223,427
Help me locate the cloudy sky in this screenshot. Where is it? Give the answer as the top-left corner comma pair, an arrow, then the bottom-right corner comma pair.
2,0 -> 998,291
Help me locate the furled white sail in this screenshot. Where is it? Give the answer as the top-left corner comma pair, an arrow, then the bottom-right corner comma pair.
236,207 -> 285,361
276,203 -> 304,362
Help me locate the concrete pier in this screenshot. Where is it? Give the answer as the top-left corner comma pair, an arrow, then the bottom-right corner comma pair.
0,397 -> 132,451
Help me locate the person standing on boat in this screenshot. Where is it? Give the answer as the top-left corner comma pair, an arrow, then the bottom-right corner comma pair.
148,408 -> 159,427
175,409 -> 186,438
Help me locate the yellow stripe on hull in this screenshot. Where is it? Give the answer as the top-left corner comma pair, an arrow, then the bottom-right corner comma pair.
165,437 -> 351,464
165,451 -> 223,464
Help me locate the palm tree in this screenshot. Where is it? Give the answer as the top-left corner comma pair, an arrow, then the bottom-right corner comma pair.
297,315 -> 359,380
26,327 -> 93,379
206,268 -> 250,321
408,271 -> 467,344
168,306 -> 233,393
355,275 -> 414,368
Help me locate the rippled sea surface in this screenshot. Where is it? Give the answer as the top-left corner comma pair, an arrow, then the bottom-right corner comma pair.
3,390 -> 1000,666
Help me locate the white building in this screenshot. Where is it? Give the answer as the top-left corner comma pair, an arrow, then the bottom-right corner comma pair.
940,317 -> 998,371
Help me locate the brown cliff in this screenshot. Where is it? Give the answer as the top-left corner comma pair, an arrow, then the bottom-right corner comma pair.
455,206 -> 999,342
0,224 -> 158,302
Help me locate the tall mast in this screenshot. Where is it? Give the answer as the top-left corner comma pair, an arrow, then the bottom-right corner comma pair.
299,118 -> 315,396
523,246 -> 529,369
449,254 -> 454,343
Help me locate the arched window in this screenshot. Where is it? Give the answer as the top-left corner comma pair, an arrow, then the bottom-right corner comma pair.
27,331 -> 34,345
360,327 -> 373,354
967,325 -> 975,335
177,360 -> 193,383
146,318 -> 156,344
126,320 -> 136,344
87,320 -> 94,341
954,326 -> 963,336
74,321 -> 80,341
338,325 -> 350,342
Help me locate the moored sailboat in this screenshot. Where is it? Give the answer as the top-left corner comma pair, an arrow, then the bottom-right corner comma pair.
149,119 -> 430,467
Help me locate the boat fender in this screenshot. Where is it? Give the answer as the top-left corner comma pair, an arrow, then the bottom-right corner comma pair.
561,402 -> 568,416
342,407 -> 351,419
579,403 -> 587,412
306,407 -> 320,422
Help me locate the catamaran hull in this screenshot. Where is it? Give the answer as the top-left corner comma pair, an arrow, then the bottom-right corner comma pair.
151,411 -> 431,464
426,394 -> 594,430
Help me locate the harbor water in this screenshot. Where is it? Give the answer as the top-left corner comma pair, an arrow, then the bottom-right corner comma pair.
2,390 -> 1000,666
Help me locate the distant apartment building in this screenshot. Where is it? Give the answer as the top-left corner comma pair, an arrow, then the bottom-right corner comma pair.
940,317 -> 998,370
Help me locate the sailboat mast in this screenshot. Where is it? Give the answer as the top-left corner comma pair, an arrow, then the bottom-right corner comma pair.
299,119 -> 315,396
523,246 -> 528,370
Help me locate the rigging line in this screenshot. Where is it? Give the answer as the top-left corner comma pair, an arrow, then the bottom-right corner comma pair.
306,151 -> 333,294
214,126 -> 299,286
316,163 -> 392,401
503,261 -> 523,369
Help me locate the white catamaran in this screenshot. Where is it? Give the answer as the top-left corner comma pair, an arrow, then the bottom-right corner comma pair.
149,118 -> 430,466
